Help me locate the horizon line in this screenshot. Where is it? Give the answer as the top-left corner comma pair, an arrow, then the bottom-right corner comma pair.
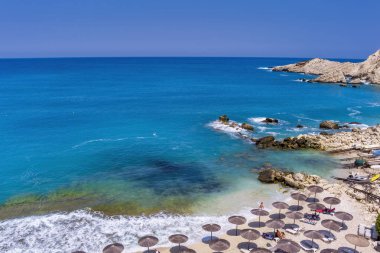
0,55 -> 365,61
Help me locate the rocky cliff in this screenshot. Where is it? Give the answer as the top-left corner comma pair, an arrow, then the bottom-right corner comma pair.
272,50 -> 380,85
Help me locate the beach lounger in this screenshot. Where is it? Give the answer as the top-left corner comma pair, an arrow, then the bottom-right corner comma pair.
300,218 -> 317,225
262,232 -> 279,242
372,224 -> 379,240
285,226 -> 304,235
285,228 -> 299,235
358,224 -> 372,239
322,234 -> 336,243
300,240 -> 319,253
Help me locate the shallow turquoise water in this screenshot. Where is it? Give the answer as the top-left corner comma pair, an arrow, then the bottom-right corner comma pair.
1,57 -> 380,215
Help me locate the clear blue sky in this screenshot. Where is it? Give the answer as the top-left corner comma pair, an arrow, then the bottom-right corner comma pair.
0,0 -> 379,58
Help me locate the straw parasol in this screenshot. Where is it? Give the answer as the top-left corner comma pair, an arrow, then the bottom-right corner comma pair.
345,234 -> 370,250
321,219 -> 341,237
72,251 -> 86,253
251,209 -> 269,227
180,249 -> 197,253
228,215 -> 247,235
209,239 -> 230,252
169,234 -> 188,251
103,243 -> 124,253
334,211 -> 353,226
285,211 -> 303,225
265,219 -> 285,234
291,192 -> 307,210
138,235 -> 159,252
307,185 -> 324,202
323,197 -> 341,209
277,239 -> 301,253
303,230 -> 323,244
272,201 -> 289,219
308,202 -> 325,215
240,229 -> 260,250
202,223 -> 221,241
249,248 -> 271,253
320,249 -> 338,253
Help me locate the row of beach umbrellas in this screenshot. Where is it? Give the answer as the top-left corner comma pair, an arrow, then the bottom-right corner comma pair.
72,185 -> 368,253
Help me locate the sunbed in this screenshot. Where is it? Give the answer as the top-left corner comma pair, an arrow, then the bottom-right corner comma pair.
300,240 -> 319,253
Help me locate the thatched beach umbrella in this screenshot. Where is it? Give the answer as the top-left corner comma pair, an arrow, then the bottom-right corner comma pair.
240,229 -> 260,250
265,219 -> 285,234
251,209 -> 269,227
304,230 -> 323,244
321,219 -> 341,237
285,211 -> 303,225
138,235 -> 159,252
209,239 -> 230,252
249,248 -> 271,253
181,249 -> 197,253
228,215 -> 247,235
272,201 -> 289,219
103,243 -> 124,253
277,239 -> 301,253
345,234 -> 370,250
202,223 -> 221,241
308,202 -> 325,215
291,192 -> 307,210
169,234 -> 188,251
334,211 -> 353,226
323,197 -> 341,209
307,185 -> 324,202
320,249 -> 338,253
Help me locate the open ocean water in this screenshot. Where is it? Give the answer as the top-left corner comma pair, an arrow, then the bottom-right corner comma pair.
1,57 -> 380,252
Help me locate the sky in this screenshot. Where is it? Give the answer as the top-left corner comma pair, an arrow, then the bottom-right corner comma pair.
0,0 -> 379,59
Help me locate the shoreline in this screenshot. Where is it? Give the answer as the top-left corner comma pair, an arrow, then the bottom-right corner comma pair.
145,180 -> 379,253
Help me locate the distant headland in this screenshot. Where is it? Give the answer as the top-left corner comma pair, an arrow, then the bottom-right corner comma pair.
272,50 -> 380,85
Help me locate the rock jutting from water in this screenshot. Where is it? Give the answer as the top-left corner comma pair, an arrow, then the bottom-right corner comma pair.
272,49 -> 380,85
257,168 -> 321,189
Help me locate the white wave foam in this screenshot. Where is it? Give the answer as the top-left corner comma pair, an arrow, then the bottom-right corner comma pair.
72,138 -> 130,149
207,120 -> 250,137
265,131 -> 279,136
257,126 -> 268,132
257,67 -> 272,70
292,114 -> 320,123
347,107 -> 362,119
248,117 -> 267,124
0,210 -> 230,253
367,102 -> 380,107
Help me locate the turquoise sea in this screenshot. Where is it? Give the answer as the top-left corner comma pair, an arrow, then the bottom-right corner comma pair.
1,57 -> 380,252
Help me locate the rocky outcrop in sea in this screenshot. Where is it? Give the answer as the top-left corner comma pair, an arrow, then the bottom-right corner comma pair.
272,49 -> 380,85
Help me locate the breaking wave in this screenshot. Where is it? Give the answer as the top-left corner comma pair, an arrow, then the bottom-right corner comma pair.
0,210 -> 230,253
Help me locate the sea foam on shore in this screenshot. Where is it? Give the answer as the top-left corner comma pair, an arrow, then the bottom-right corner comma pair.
0,210 -> 230,253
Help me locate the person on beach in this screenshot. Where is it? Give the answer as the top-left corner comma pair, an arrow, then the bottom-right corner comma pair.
259,202 -> 264,209
276,229 -> 285,239
155,250 -> 160,253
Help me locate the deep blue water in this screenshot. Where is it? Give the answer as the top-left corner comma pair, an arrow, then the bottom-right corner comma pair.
1,57 -> 380,215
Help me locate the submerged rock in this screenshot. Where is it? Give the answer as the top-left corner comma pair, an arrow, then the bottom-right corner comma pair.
218,115 -> 229,123
241,122 -> 254,131
255,136 -> 276,148
320,120 -> 339,129
262,118 -> 279,124
296,124 -> 304,128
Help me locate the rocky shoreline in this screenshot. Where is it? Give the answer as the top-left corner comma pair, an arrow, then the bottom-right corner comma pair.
255,124 -> 380,151
211,115 -> 380,152
272,49 -> 380,85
